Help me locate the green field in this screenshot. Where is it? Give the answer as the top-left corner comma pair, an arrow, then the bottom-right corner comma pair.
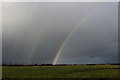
2,65 -> 119,78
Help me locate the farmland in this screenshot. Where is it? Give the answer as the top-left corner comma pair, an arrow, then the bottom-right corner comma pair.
2,65 -> 119,79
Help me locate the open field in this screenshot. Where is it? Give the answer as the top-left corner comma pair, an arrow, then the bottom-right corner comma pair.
2,65 -> 120,79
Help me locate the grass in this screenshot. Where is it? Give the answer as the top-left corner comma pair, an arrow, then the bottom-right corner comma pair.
2,65 -> 119,78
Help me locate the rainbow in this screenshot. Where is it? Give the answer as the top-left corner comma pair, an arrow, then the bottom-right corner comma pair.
52,15 -> 90,65
52,3 -> 104,65
28,3 -> 105,65
52,42 -> 65,65
28,33 -> 44,64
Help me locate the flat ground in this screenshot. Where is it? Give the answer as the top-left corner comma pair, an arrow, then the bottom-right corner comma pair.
2,65 -> 119,78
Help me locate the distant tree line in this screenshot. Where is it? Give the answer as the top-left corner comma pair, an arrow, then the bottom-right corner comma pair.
2,63 -> 119,66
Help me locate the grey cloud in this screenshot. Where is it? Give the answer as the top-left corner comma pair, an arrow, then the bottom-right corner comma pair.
2,2 -> 118,64
58,2 -> 118,64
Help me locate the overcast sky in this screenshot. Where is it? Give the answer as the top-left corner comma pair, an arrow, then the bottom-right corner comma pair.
2,2 -> 118,64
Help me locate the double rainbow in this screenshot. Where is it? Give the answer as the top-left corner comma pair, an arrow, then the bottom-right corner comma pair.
28,3 -> 104,65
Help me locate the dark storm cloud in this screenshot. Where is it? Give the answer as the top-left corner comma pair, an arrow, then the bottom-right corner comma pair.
58,3 -> 118,64
2,2 -> 118,64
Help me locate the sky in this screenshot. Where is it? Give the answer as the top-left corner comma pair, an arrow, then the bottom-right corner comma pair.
0,2 -> 2,65
1,0 -> 119,2
2,2 -> 118,64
